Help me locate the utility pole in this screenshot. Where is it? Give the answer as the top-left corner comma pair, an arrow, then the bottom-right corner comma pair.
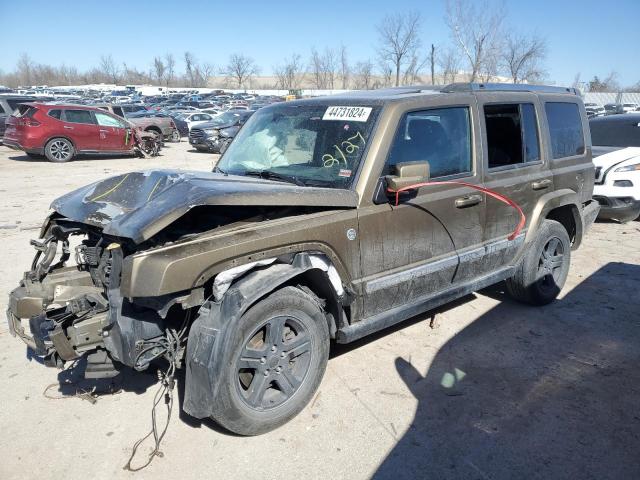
430,44 -> 435,85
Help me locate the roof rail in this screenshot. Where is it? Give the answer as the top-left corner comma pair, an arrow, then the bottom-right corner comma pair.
441,83 -> 579,95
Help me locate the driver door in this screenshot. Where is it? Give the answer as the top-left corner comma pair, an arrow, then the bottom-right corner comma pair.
95,112 -> 129,151
356,104 -> 487,318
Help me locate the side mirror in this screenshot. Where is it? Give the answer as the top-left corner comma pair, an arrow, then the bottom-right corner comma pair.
387,161 -> 430,191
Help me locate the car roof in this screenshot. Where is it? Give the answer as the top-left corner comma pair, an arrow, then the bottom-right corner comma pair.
590,112 -> 640,123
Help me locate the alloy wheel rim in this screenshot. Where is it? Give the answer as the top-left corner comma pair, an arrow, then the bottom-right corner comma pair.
50,140 -> 70,160
537,236 -> 565,291
235,315 -> 312,411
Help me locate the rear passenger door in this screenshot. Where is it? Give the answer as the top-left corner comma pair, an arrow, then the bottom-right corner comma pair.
478,95 -> 551,269
61,109 -> 100,151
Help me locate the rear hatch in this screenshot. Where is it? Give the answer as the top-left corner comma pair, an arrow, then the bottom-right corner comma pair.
3,104 -> 40,142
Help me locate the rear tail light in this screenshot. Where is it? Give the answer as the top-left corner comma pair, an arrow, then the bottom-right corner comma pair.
19,118 -> 40,127
170,120 -> 176,128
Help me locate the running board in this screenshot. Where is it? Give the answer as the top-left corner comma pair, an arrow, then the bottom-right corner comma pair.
336,267 -> 514,344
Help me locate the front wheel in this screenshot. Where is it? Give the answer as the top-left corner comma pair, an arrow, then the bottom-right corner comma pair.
506,219 -> 571,305
170,130 -> 181,143
209,286 -> 329,435
44,138 -> 75,162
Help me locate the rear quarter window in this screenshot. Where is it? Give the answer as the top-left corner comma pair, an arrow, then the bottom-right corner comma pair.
48,109 -> 62,120
545,102 -> 585,158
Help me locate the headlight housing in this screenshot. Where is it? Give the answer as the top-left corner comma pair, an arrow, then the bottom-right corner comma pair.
615,163 -> 640,172
204,128 -> 219,136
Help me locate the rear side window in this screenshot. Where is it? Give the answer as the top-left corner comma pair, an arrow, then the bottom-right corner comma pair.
484,103 -> 540,168
590,119 -> 640,147
545,102 -> 585,159
385,106 -> 472,178
48,109 -> 62,120
7,99 -> 31,112
64,109 -> 95,124
13,105 -> 37,118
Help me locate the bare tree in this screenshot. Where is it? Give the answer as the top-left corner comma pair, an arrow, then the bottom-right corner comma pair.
16,53 -> 34,86
445,0 -> 505,82
588,72 -> 621,92
184,51 -> 196,87
438,47 -> 461,84
340,45 -> 350,89
353,60 -> 375,89
274,54 -> 303,90
99,54 -> 120,84
309,48 -> 338,89
197,62 -> 215,87
376,11 -> 422,86
502,31 -> 547,83
164,53 -> 175,87
222,54 -> 259,88
153,56 -> 166,85
402,54 -> 426,84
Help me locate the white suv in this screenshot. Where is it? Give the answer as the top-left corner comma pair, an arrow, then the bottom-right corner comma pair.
590,114 -> 640,222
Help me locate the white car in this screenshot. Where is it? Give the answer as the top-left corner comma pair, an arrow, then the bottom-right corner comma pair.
181,112 -> 215,130
590,114 -> 640,222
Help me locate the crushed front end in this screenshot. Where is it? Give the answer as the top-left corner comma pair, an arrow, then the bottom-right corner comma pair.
7,217 -> 173,378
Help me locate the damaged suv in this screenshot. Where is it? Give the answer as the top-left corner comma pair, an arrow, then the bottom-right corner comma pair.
7,84 -> 599,435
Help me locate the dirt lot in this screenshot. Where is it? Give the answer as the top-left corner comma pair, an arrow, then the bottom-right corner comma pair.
0,142 -> 639,480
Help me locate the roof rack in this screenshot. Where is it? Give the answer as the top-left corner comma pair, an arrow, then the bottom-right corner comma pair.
441,83 -> 579,95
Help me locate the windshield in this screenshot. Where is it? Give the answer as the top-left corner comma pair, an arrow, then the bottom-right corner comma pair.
216,104 -> 379,188
209,111 -> 244,126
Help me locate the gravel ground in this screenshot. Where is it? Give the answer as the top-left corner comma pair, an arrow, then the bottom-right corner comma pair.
0,142 -> 638,480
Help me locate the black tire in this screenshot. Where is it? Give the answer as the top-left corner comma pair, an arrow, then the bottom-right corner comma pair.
219,138 -> 232,155
170,130 -> 181,143
44,138 -> 74,162
210,286 -> 329,435
506,219 -> 571,305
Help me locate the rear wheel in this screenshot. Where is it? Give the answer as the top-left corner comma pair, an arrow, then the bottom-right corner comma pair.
210,286 -> 329,435
44,138 -> 74,162
506,219 -> 571,305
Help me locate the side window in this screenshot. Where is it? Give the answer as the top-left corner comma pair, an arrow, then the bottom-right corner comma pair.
63,109 -> 95,124
95,112 -> 124,127
112,107 -> 124,117
385,107 -> 472,178
48,109 -> 62,120
545,102 -> 585,159
484,103 -> 541,168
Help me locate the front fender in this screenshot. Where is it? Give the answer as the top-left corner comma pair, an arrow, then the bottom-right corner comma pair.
183,253 -> 328,419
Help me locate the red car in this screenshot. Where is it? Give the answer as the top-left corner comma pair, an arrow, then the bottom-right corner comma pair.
3,103 -> 148,162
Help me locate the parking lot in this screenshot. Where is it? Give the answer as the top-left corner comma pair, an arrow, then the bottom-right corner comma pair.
0,142 -> 639,480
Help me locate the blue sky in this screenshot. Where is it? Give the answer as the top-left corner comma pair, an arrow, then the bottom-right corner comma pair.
2,0 -> 639,86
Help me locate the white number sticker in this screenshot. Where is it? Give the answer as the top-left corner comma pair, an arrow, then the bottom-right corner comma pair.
323,106 -> 372,122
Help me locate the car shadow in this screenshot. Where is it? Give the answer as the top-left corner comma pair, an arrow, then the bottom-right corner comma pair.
7,153 -> 144,163
372,262 -> 640,480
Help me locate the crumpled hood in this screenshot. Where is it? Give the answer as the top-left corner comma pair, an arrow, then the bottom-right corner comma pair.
51,170 -> 358,243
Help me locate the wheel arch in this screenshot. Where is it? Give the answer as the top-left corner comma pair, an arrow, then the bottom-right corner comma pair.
183,252 -> 347,419
525,189 -> 584,250
45,135 -> 76,149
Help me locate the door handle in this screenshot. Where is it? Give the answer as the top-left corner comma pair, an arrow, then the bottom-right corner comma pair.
63,126 -> 74,130
532,179 -> 551,190
99,129 -> 109,133
455,194 -> 483,208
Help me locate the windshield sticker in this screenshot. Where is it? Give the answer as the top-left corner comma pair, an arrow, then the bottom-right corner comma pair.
323,106 -> 372,122
322,131 -> 367,168
338,169 -> 352,177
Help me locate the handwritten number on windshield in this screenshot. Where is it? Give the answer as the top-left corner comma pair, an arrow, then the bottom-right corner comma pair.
323,131 -> 366,167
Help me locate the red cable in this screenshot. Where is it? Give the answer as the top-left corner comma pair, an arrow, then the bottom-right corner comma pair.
387,181 -> 526,241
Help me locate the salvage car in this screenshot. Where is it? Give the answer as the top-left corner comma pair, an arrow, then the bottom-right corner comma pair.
96,104 -> 178,142
7,84 -> 598,435
590,113 -> 640,222
2,103 -> 161,162
189,110 -> 253,153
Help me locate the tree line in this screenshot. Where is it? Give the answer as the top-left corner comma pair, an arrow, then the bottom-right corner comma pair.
0,0 -> 636,92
